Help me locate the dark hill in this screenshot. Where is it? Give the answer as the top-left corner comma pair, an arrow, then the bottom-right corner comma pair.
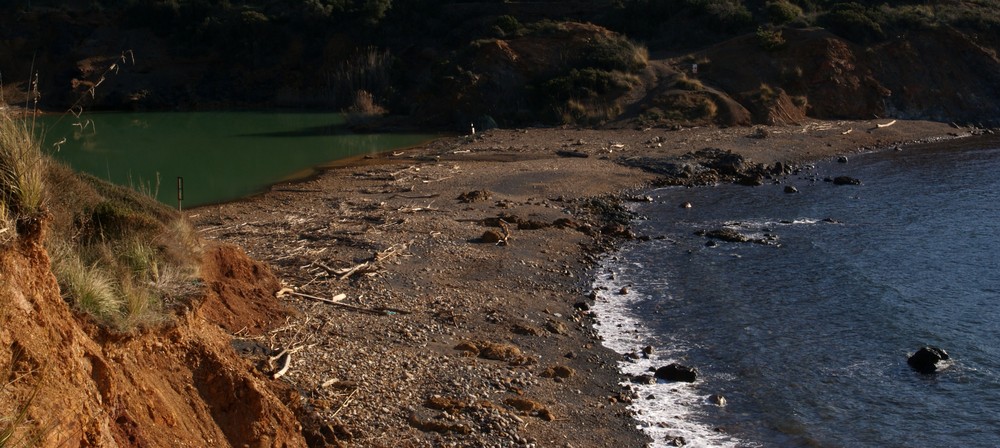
2,1 -> 999,127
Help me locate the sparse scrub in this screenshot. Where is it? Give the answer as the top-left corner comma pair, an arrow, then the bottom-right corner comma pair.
756,26 -> 787,51
327,47 -> 395,110
674,74 -> 705,91
578,35 -> 649,73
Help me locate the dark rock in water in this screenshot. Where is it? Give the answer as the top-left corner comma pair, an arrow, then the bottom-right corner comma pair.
681,201 -> 693,209
833,176 -> 862,185
654,363 -> 698,382
838,155 -> 849,163
666,436 -> 687,447
908,346 -> 951,373
704,228 -> 751,243
708,394 -> 727,407
641,345 -> 655,356
705,240 -> 718,247
573,301 -> 591,311
784,185 -> 799,193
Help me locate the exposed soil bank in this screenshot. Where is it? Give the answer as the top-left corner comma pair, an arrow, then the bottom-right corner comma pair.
190,119 -> 970,446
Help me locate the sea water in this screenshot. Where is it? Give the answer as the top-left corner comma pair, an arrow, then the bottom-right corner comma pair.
593,137 -> 1000,447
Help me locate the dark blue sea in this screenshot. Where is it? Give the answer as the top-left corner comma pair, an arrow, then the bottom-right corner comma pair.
592,136 -> 1000,447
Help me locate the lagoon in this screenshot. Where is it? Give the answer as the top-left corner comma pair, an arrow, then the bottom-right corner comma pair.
39,111 -> 436,207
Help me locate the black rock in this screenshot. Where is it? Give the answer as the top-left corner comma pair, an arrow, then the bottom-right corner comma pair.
573,301 -> 591,311
833,176 -> 862,185
908,346 -> 951,374
784,185 -> 799,193
654,363 -> 698,382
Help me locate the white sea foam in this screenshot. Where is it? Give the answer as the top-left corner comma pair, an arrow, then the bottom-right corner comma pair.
591,259 -> 753,448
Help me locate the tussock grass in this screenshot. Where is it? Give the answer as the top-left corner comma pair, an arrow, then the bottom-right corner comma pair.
0,113 -> 46,227
44,166 -> 202,330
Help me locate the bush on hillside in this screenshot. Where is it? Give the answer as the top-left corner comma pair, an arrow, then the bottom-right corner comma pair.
818,3 -> 886,43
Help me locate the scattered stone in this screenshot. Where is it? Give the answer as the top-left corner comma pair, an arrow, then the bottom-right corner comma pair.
908,346 -> 951,374
480,229 -> 504,244
425,395 -> 466,411
458,190 -> 492,203
541,365 -> 575,379
573,301 -> 591,311
512,323 -> 543,336
553,218 -> 580,229
654,363 -> 698,382
749,127 -> 769,139
454,342 -> 480,356
631,374 -> 656,385
545,321 -> 568,335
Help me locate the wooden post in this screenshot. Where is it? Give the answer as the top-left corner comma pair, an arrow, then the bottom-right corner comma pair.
176,176 -> 184,211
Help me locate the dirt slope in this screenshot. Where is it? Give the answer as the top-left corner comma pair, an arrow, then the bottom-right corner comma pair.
0,228 -> 304,447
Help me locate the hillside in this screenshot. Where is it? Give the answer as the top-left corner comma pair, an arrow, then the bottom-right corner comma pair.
2,1 -> 1000,127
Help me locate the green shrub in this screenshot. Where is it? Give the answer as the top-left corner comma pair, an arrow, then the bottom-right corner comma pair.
541,68 -> 638,103
494,15 -> 523,36
579,35 -> 649,73
756,26 -> 787,51
766,0 -> 803,25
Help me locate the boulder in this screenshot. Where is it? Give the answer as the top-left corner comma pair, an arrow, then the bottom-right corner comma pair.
654,363 -> 698,382
784,185 -> 799,194
908,346 -> 950,373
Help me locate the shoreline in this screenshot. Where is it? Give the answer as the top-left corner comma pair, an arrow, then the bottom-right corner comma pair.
189,119 -> 971,446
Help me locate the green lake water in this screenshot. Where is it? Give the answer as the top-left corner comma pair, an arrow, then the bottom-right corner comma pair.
38,111 -> 437,207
